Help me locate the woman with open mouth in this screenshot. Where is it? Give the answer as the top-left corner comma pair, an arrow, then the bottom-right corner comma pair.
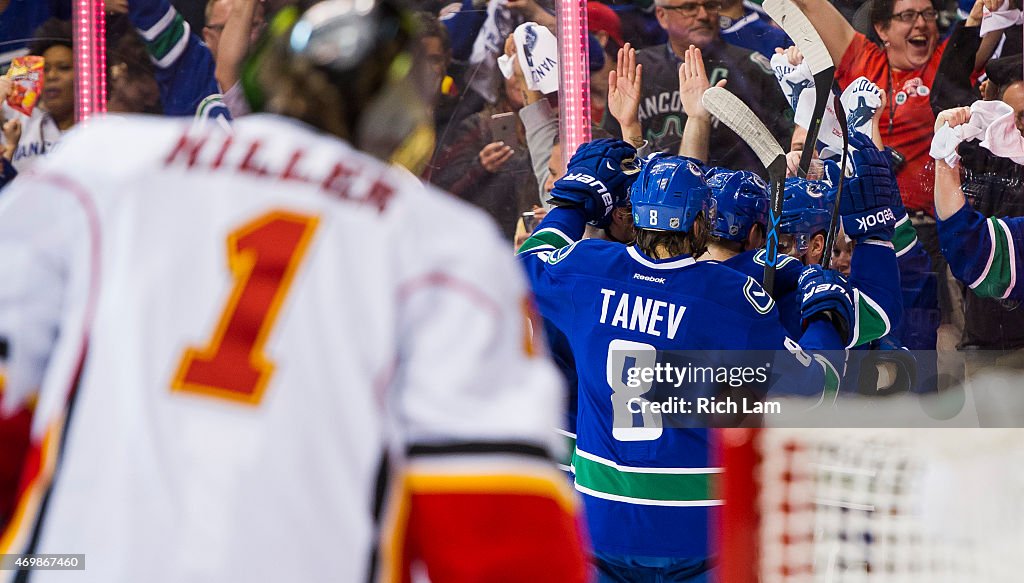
786,0 -> 947,219
784,0 -> 984,366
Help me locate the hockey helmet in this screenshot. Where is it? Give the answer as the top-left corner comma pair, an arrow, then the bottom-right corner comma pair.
779,177 -> 834,254
241,0 -> 434,172
705,168 -> 770,242
630,154 -> 714,233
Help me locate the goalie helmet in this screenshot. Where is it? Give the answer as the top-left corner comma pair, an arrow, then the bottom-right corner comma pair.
241,0 -> 434,172
630,154 -> 714,233
779,177 -> 834,254
705,169 -> 770,242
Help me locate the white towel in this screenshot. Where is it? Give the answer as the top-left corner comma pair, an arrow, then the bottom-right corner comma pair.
980,0 -> 1024,36
981,109 -> 1024,165
510,22 -> 559,95
930,100 -> 1014,166
771,52 -> 815,112
795,87 -> 846,157
840,76 -> 883,137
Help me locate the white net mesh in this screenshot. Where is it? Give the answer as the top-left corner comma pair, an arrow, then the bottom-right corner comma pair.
751,428 -> 1024,583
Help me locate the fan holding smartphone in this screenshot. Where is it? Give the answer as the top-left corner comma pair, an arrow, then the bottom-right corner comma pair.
480,112 -> 519,173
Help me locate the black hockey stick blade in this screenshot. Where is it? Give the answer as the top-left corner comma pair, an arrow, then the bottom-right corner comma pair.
797,70 -> 837,177
762,156 -> 788,297
701,86 -> 787,297
762,0 -> 836,177
821,89 -> 849,270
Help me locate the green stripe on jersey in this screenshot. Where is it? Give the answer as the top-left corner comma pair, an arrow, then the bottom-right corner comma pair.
557,430 -> 576,472
972,218 -> 1014,299
891,217 -> 918,257
517,229 -> 573,254
573,449 -> 719,505
146,13 -> 186,63
850,289 -> 891,347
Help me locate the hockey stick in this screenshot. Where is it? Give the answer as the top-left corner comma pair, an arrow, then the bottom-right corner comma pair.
763,0 -> 835,178
702,86 -> 787,297
820,91 -> 849,270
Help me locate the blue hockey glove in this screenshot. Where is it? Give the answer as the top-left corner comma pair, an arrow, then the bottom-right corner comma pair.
799,265 -> 855,345
550,138 -> 640,224
840,131 -> 900,242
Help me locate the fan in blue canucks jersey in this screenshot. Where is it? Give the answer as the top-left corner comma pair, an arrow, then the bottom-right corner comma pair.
719,0 -> 791,59
127,0 -> 231,122
517,140 -> 858,582
935,128 -> 1024,302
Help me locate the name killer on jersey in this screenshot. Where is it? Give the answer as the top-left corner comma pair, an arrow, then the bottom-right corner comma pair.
598,288 -> 687,340
163,131 -> 395,212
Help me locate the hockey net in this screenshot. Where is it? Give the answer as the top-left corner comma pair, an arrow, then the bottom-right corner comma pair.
718,422 -> 1024,582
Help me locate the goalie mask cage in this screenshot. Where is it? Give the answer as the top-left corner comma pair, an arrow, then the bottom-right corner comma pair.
716,427 -> 1024,583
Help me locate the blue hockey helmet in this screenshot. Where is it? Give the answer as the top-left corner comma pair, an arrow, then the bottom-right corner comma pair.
705,169 -> 770,242
779,177 -> 834,254
630,154 -> 713,232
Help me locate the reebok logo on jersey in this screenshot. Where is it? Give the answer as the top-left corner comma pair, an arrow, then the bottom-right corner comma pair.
855,208 -> 896,232
633,273 -> 666,284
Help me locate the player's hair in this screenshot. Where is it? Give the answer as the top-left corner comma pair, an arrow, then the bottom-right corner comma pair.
27,18 -> 73,56
252,40 -> 351,138
634,210 -> 712,259
246,1 -> 417,145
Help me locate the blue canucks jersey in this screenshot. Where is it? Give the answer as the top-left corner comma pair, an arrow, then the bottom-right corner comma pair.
720,9 -> 791,60
891,217 -> 939,350
722,244 -> 899,348
723,249 -> 804,337
517,207 -> 841,558
939,202 -> 1024,301
129,0 -> 231,122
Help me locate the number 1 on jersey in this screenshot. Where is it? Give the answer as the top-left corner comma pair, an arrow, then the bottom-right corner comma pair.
172,211 -> 319,405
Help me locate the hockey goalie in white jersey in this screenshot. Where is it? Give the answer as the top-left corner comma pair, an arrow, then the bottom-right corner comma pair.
0,2 -> 587,582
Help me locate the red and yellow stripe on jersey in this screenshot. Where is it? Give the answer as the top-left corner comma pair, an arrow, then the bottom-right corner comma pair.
376,447 -> 589,583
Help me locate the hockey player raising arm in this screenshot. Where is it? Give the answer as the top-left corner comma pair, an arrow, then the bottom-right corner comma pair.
517,139 -> 858,580
934,106 -> 1024,301
0,2 -> 587,581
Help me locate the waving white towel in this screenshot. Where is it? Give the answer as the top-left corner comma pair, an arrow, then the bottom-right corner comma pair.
981,109 -> 1024,164
840,76 -> 883,137
930,100 -> 1014,166
980,0 -> 1024,36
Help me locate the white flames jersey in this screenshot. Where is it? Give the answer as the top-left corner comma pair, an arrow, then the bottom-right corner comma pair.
0,115 -> 573,582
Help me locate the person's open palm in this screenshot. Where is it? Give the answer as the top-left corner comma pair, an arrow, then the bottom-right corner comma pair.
607,43 -> 643,130
678,44 -> 725,120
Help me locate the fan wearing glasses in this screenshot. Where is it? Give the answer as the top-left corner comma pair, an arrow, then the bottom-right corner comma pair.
788,0 -> 945,218
602,0 -> 791,176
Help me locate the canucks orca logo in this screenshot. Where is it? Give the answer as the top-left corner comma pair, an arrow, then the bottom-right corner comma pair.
847,95 -> 875,130
524,26 -> 537,67
546,241 -> 579,265
785,79 -> 813,111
